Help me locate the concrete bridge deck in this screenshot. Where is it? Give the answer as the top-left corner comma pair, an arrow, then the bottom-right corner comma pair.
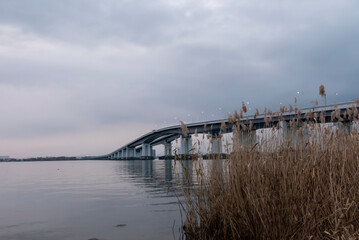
100,101 -> 358,160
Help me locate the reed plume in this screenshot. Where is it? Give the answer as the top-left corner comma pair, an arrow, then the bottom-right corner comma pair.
180,121 -> 189,137
242,101 -> 247,113
319,84 -> 327,106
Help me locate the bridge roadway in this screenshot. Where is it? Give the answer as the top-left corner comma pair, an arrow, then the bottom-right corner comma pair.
100,101 -> 358,160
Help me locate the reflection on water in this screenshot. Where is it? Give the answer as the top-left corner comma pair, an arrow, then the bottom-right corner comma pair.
165,160 -> 173,182
0,159 -> 196,240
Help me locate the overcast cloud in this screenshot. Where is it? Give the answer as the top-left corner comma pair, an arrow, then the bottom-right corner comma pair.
0,0 -> 358,158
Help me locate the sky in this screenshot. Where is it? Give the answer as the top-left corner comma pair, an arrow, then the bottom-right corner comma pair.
0,0 -> 358,158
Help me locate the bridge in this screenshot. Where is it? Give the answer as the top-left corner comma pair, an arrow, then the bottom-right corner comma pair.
101,101 -> 358,160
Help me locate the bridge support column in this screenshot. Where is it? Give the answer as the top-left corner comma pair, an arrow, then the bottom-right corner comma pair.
180,136 -> 192,155
239,130 -> 257,147
135,148 -> 141,158
126,147 -> 135,159
281,121 -> 309,148
116,152 -> 120,159
164,142 -> 172,157
335,121 -> 352,135
211,133 -> 222,154
121,150 -> 125,159
141,143 -> 153,159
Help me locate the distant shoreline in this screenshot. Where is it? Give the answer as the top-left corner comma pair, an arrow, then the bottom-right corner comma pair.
0,157 -> 105,162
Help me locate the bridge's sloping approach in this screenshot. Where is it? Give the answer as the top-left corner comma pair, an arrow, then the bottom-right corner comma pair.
101,101 -> 358,158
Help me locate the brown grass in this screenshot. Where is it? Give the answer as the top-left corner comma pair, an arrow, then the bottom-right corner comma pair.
180,104 -> 359,239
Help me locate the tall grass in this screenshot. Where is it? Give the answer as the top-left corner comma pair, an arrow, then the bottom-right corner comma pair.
180,100 -> 359,239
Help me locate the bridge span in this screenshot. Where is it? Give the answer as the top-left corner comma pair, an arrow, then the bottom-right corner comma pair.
100,101 -> 358,160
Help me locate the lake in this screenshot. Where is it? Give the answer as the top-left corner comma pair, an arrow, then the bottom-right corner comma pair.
0,160 -> 189,240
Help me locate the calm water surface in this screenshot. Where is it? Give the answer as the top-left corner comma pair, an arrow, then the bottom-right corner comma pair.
0,160 -> 189,240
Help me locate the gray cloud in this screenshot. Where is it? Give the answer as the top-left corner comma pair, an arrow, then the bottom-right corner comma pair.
0,0 -> 358,157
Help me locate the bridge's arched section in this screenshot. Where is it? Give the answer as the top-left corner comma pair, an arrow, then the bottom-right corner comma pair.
101,101 -> 358,160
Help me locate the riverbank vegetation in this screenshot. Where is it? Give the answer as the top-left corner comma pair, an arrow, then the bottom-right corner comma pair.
180,95 -> 359,239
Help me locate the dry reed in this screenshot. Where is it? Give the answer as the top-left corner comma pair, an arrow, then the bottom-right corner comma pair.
319,85 -> 327,106
181,121 -> 189,137
180,100 -> 359,240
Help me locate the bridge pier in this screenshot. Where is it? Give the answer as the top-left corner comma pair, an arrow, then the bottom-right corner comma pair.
239,130 -> 257,147
211,133 -> 222,154
135,148 -> 142,158
164,142 -> 172,157
126,147 -> 135,159
180,136 -> 192,155
141,143 -> 154,159
335,121 -> 352,135
281,121 -> 309,148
